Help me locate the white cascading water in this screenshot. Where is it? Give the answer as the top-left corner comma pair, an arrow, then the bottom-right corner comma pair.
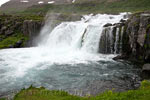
0,13 -> 127,78
114,28 -> 120,54
109,26 -> 115,53
120,26 -> 124,53
39,13 -> 127,53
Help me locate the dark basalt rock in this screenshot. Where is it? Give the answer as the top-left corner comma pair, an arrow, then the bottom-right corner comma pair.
99,27 -> 111,54
1,26 -> 7,33
14,40 -> 23,48
8,45 -> 14,48
113,23 -> 125,27
114,12 -> 150,63
113,54 -> 129,61
142,64 -> 150,79
120,19 -> 126,23
0,14 -> 44,49
0,38 -> 3,42
103,23 -> 112,27
5,30 -> 14,36
145,50 -> 150,63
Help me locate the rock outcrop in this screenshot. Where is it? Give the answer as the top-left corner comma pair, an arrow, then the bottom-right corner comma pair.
142,64 -> 150,79
23,20 -> 43,46
0,14 -> 43,48
121,12 -> 150,63
100,12 -> 150,63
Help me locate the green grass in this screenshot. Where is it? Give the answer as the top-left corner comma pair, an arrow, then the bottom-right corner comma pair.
2,0 -> 150,15
11,80 -> 150,100
0,99 -> 6,100
0,33 -> 28,49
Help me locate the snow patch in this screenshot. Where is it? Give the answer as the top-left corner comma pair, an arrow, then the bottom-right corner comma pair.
20,0 -> 29,3
48,1 -> 55,4
38,1 -> 44,4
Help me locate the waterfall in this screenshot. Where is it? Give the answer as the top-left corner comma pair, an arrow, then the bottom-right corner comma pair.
114,28 -> 120,54
0,13 -> 128,78
0,12 -> 142,97
38,13 -> 127,54
120,26 -> 124,54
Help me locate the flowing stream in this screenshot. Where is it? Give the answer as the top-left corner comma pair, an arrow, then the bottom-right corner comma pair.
0,13 -> 141,97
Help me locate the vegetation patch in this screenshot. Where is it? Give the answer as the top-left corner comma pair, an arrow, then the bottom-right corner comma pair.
0,33 -> 28,49
4,80 -> 149,100
2,0 -> 150,15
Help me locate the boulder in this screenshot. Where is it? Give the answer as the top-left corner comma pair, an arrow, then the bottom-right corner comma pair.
8,45 -> 14,48
120,19 -> 126,23
113,54 -> 129,61
5,30 -> 14,36
0,38 -> 3,42
142,64 -> 150,79
145,50 -> 150,63
14,40 -> 23,48
103,23 -> 112,27
1,26 -> 7,32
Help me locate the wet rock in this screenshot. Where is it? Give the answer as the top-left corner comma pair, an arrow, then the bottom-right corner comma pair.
5,30 -> 14,36
113,54 -> 129,60
0,38 -> 3,42
118,12 -> 150,63
109,16 -> 114,19
120,19 -> 126,23
23,20 -> 43,46
14,40 -> 23,48
103,23 -> 112,27
145,50 -> 150,63
9,45 -> 14,48
141,13 -> 150,17
23,20 -> 42,36
123,13 -> 131,19
142,64 -> 150,79
14,22 -> 22,30
99,28 -> 111,54
1,26 -> 7,32
0,14 -> 44,49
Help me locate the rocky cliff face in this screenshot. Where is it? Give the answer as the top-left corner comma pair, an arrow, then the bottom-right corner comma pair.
107,12 -> 150,63
122,13 -> 150,63
0,14 -> 43,48
23,20 -> 43,46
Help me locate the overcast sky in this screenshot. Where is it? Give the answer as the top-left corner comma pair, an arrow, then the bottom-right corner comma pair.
0,0 -> 10,7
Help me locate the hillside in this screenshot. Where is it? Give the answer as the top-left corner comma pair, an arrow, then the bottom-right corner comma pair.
1,0 -> 150,15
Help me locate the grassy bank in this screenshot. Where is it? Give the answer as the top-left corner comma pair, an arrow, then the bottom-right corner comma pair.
0,80 -> 149,100
1,0 -> 150,15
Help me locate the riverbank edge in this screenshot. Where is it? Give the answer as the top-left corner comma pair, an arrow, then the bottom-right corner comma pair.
0,80 -> 150,100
